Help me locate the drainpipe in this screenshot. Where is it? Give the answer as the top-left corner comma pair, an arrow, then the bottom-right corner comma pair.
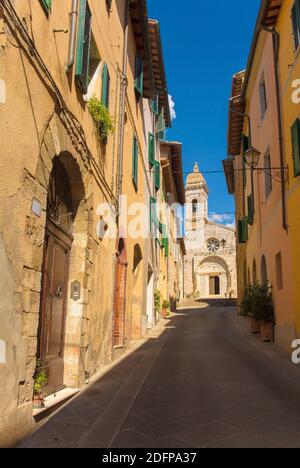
117,0 -> 131,208
66,0 -> 79,71
260,25 -> 288,232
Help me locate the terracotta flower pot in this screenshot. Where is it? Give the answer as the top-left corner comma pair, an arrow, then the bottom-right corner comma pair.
161,308 -> 168,319
250,317 -> 261,335
260,321 -> 274,342
33,395 -> 45,409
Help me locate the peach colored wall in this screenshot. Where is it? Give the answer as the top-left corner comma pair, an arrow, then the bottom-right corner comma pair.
244,32 -> 296,351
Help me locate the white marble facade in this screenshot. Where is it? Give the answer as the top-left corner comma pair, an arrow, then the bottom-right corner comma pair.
184,164 -> 237,299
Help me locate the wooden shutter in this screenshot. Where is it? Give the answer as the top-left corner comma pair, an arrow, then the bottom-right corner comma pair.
259,80 -> 267,119
292,119 -> 300,176
242,135 -> 249,189
150,197 -> 157,237
161,225 -> 169,257
152,94 -> 159,115
132,136 -> 138,189
238,218 -> 248,243
247,195 -> 254,225
148,133 -> 155,166
292,2 -> 300,50
154,160 -> 160,191
134,55 -> 144,96
41,0 -> 52,12
75,0 -> 92,94
101,63 -> 110,108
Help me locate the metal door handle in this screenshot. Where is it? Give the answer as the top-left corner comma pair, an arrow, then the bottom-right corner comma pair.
55,285 -> 63,298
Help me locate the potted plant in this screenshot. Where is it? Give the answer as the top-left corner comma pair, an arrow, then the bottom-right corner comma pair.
241,284 -> 260,334
154,290 -> 161,322
254,282 -> 274,342
161,299 -> 170,319
33,363 -> 48,409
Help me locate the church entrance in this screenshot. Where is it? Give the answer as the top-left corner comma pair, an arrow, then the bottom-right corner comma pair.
209,276 -> 221,296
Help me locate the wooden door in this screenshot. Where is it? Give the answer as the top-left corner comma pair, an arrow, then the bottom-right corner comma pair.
209,276 -> 215,295
39,220 -> 71,394
113,259 -> 127,348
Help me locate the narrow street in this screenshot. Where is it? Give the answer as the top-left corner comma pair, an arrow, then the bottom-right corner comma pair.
20,302 -> 300,449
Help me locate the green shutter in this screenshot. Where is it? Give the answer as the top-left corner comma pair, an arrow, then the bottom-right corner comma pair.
152,94 -> 159,115
292,2 -> 300,50
132,136 -> 138,189
242,135 -> 249,189
134,55 -> 144,96
148,133 -> 155,166
150,197 -> 157,237
161,225 -> 169,257
75,0 -> 92,94
42,0 -> 52,12
291,119 -> 300,176
101,63 -> 110,108
154,160 -> 160,191
247,195 -> 254,225
238,217 -> 248,243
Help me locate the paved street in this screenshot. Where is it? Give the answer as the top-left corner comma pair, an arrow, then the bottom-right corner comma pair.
19,302 -> 300,448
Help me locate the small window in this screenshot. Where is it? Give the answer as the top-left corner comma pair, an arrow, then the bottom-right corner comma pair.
151,94 -> 159,115
192,199 -> 198,214
291,119 -> 300,176
106,0 -> 112,10
247,195 -> 254,225
132,136 -> 138,190
275,252 -> 283,290
292,1 -> 300,51
134,55 -> 144,97
264,152 -> 273,199
259,76 -> 267,120
101,63 -> 110,109
242,135 -> 249,189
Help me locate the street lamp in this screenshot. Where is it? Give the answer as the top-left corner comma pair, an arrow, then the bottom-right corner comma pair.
245,147 -> 261,168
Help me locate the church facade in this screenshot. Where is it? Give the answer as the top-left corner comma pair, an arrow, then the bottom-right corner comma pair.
184,164 -> 237,299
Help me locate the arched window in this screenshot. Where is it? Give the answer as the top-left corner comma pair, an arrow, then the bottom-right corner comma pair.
261,255 -> 268,285
253,259 -> 257,283
192,199 -> 198,214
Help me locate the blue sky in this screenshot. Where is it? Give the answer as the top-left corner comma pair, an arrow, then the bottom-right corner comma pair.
147,0 -> 261,225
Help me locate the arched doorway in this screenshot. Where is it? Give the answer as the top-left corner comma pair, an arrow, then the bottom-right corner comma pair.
261,255 -> 268,285
113,238 -> 127,348
38,157 -> 79,394
131,244 -> 143,340
196,256 -> 230,297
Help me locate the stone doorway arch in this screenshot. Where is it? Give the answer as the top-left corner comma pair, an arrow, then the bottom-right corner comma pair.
195,256 -> 231,298
113,238 -> 128,348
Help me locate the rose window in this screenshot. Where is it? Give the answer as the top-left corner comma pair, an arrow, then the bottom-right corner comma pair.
207,238 -> 220,253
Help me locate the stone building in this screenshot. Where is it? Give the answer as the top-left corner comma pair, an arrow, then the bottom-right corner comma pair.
0,0 -> 182,447
184,164 -> 237,299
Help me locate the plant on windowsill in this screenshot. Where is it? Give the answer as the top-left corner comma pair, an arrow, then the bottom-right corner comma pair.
33,362 -> 48,409
87,97 -> 114,145
161,299 -> 171,319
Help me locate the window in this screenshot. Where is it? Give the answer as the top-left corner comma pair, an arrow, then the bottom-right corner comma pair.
161,225 -> 169,257
134,55 -> 144,96
148,133 -> 155,166
207,239 -> 220,253
106,0 -> 112,10
238,217 -> 248,243
275,252 -> 283,290
242,135 -> 249,189
132,136 -> 138,189
292,1 -> 300,51
291,119 -> 300,176
261,255 -> 268,285
264,152 -> 273,199
259,76 -> 267,120
192,199 -> 198,214
247,195 -> 254,225
75,0 -> 92,94
253,260 -> 257,283
154,160 -> 160,191
101,63 -> 110,108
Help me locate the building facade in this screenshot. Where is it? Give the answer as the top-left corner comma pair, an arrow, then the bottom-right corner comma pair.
184,164 -> 237,299
0,0 -> 184,447
224,0 -> 300,352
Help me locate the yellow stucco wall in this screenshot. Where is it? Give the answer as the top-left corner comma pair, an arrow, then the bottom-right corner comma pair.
277,0 -> 300,335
